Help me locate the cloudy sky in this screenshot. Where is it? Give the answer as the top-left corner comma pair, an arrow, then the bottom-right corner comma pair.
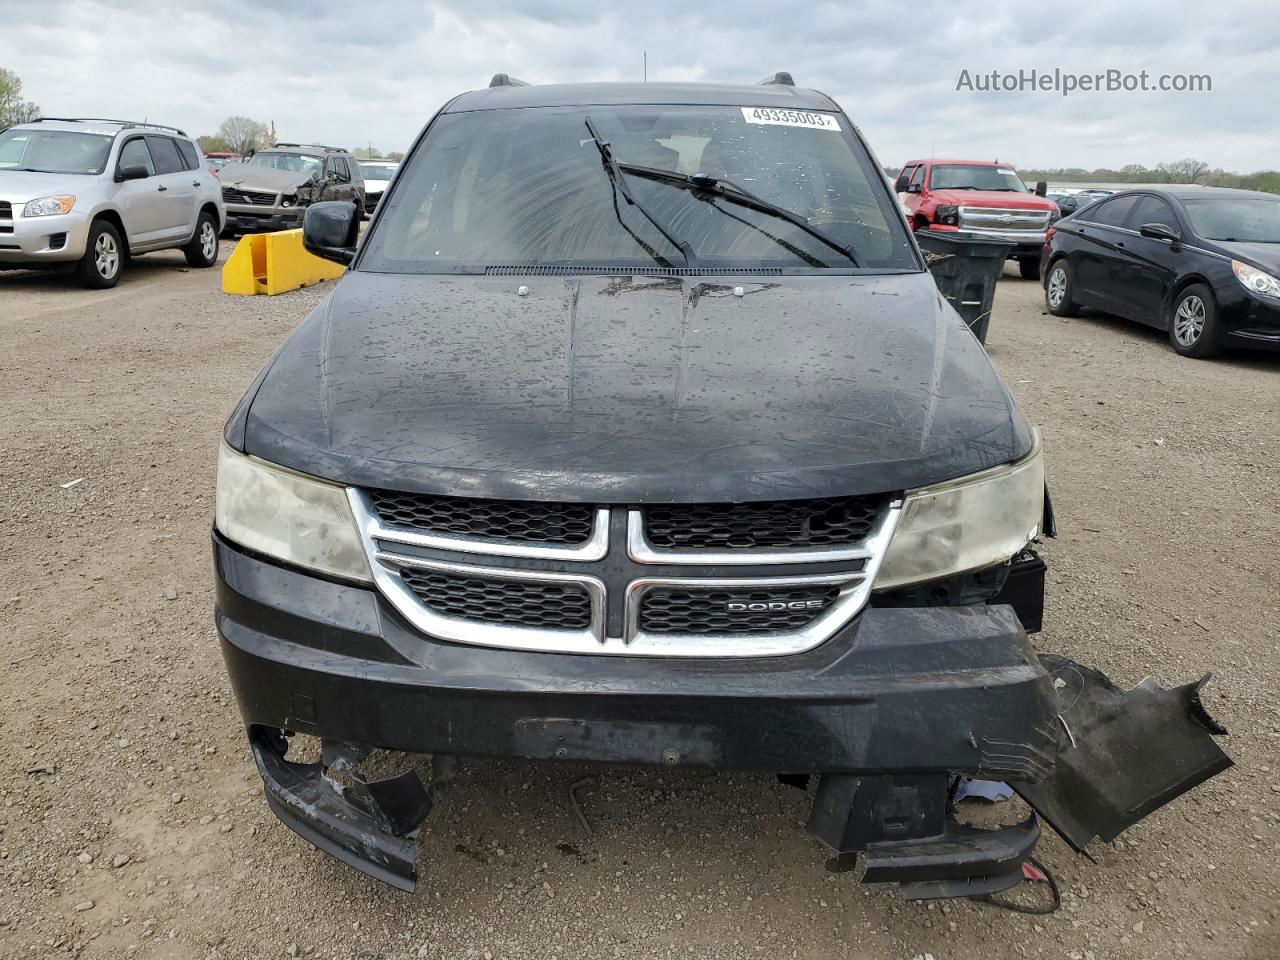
6,0 -> 1277,172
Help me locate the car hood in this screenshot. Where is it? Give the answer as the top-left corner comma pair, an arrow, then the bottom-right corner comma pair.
216,163 -> 312,192
237,271 -> 1033,502
1214,240 -> 1280,274
0,169 -> 101,202
929,189 -> 1057,210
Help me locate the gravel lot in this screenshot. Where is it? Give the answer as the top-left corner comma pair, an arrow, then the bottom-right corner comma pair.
1,250 -> 1277,960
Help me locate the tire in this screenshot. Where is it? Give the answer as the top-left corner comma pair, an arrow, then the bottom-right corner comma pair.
184,212 -> 219,268
1044,258 -> 1079,317
76,219 -> 124,289
1168,283 -> 1220,358
1018,257 -> 1040,281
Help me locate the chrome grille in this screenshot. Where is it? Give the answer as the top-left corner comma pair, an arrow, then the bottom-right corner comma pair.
401,567 -> 592,629
958,207 -> 1051,238
639,584 -> 840,635
222,187 -> 278,206
352,489 -> 900,658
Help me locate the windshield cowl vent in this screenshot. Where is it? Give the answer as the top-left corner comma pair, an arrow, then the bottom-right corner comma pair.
484,265 -> 784,277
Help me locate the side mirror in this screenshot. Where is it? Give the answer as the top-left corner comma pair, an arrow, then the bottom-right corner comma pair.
117,164 -> 149,181
303,201 -> 359,265
893,174 -> 909,193
1035,181 -> 1048,197
1139,222 -> 1181,244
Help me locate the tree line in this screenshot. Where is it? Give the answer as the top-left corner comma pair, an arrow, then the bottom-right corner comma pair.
1017,159 -> 1280,194
197,116 -> 402,161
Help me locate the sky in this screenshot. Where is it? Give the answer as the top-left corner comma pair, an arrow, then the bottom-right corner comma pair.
4,0 -> 1278,172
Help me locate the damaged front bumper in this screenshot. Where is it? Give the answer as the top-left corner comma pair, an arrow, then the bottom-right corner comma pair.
216,535 -> 1230,896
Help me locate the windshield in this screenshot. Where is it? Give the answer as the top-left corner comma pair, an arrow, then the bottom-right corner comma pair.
930,164 -> 1029,192
1183,198 -> 1280,243
247,151 -> 324,177
360,105 -> 915,273
359,163 -> 397,180
0,129 -> 114,175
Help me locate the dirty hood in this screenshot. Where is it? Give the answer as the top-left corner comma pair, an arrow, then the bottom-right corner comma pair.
237,271 -> 1033,502
216,163 -> 312,193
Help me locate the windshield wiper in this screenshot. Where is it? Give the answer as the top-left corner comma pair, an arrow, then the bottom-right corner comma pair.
582,117 -> 694,266
618,164 -> 859,267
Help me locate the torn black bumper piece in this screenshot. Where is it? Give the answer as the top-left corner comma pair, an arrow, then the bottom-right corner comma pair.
249,727 -> 432,891
807,773 -> 1041,899
1013,654 -> 1233,852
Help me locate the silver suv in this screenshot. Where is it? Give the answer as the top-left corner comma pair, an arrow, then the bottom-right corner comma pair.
0,118 -> 225,288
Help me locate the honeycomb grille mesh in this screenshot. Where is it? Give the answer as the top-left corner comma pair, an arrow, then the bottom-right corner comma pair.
644,497 -> 883,550
369,490 -> 595,545
638,585 -> 840,635
400,568 -> 592,629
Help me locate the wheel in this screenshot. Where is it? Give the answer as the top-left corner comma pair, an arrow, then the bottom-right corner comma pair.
184,212 -> 219,268
1168,284 -> 1220,358
1044,259 -> 1079,317
1018,257 -> 1040,281
76,219 -> 123,288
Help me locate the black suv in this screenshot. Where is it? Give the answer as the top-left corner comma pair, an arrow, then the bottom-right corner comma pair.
213,74 -> 1229,897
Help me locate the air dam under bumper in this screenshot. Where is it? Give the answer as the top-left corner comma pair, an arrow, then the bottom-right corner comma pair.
215,534 -> 1231,896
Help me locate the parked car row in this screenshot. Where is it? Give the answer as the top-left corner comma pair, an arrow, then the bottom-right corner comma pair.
0,114 -> 407,286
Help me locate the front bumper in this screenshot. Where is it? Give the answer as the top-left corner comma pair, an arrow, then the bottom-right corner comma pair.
214,533 -> 1230,896
1215,284 -> 1280,351
0,207 -> 91,263
223,205 -> 303,234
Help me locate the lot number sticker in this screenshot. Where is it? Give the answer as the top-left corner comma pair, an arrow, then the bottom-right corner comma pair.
742,107 -> 841,131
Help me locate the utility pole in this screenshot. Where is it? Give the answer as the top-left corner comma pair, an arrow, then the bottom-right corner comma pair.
643,51 -> 647,82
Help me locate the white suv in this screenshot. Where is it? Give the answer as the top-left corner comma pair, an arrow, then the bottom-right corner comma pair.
0,117 -> 225,288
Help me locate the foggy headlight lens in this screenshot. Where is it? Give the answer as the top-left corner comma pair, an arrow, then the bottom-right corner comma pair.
1232,260 -> 1280,300
875,433 -> 1044,590
23,195 -> 76,217
215,443 -> 371,582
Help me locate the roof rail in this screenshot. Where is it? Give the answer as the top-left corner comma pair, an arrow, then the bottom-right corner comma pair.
31,116 -> 189,136
758,72 -> 795,87
489,73 -> 529,88
274,142 -> 348,153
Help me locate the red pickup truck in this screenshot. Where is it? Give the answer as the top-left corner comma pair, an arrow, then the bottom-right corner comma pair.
895,159 -> 1058,279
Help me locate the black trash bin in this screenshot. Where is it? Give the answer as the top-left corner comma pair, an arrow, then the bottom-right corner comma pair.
915,232 -> 1014,345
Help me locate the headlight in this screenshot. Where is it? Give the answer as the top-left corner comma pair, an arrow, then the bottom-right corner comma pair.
935,204 -> 960,226
281,193 -> 296,207
23,195 -> 76,217
215,443 -> 371,582
1232,260 -> 1280,300
875,433 -> 1044,590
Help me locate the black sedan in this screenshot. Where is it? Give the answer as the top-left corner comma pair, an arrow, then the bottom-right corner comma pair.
1040,187 -> 1280,357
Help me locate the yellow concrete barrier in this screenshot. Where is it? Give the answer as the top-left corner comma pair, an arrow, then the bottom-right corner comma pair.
221,228 -> 345,296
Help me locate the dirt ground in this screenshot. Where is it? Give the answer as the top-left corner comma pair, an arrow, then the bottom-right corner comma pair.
1,250 -> 1277,960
